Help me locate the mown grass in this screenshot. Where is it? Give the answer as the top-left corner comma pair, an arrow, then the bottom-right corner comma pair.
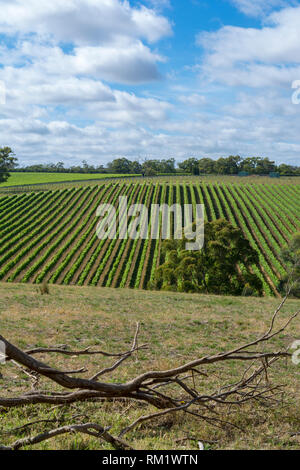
0,283 -> 299,450
0,172 -> 138,187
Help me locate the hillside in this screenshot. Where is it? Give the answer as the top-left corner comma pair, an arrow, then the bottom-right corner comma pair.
0,179 -> 299,296
0,283 -> 299,450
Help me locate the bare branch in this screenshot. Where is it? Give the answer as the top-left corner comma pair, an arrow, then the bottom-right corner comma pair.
3,423 -> 133,451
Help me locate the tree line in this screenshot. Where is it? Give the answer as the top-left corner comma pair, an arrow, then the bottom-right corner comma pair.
1,147 -> 300,185
10,157 -> 178,176
13,156 -> 300,176
179,156 -> 300,176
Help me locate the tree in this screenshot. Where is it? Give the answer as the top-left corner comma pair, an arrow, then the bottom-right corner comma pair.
159,158 -> 176,173
206,156 -> 242,175
278,164 -> 300,176
179,157 -> 199,175
278,232 -> 300,297
0,147 -> 18,183
56,161 -> 66,173
141,158 -> 176,175
129,160 -> 142,174
152,219 -> 263,296
143,166 -> 157,176
198,158 -> 216,174
255,157 -> 276,175
141,159 -> 159,176
239,156 -> 276,175
107,158 -> 133,174
240,157 -> 258,174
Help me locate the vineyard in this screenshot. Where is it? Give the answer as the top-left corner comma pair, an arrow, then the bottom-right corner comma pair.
0,181 -> 299,296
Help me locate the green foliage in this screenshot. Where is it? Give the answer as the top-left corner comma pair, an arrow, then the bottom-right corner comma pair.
141,158 -> 176,175
10,155 -> 300,177
107,158 -> 141,174
0,147 -> 18,183
152,219 -> 263,296
194,155 -> 277,176
106,157 -> 176,175
278,232 -> 300,297
178,157 -> 199,175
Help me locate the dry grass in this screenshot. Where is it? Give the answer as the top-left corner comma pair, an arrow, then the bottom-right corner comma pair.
0,283 -> 299,450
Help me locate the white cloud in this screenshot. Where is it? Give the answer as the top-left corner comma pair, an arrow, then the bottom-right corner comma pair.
230,0 -> 297,17
0,1 -> 170,86
2,89 -> 300,168
0,1 -> 300,167
0,0 -> 172,44
178,94 -> 206,107
36,79 -> 115,105
197,5 -> 300,87
16,40 -> 164,85
224,90 -> 298,117
7,76 -> 116,106
85,90 -> 172,124
0,1 -> 172,146
67,42 -> 164,84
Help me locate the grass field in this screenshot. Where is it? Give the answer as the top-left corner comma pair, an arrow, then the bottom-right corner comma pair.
1,173 -> 300,193
0,172 -> 138,187
0,180 -> 299,296
0,283 -> 299,450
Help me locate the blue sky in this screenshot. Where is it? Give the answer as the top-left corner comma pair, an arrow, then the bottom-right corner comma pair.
0,0 -> 300,166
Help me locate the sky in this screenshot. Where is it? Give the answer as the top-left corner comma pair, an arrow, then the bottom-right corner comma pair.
0,0 -> 300,167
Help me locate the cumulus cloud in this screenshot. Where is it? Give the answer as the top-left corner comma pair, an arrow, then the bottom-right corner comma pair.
0,0 -> 175,164
8,76 -> 115,106
2,83 -> 300,167
0,0 -> 172,44
87,90 -> 172,124
67,42 -> 164,84
0,0 -> 299,167
197,5 -> 300,87
0,0 -> 171,88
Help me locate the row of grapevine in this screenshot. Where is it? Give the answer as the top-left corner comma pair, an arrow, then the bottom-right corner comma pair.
0,181 -> 299,295
8,188 -> 87,282
77,183 -> 127,285
0,188 -> 80,278
62,183 -> 119,284
90,183 -> 141,286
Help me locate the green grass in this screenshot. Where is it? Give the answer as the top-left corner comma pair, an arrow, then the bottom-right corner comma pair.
0,283 -> 299,450
2,173 -> 300,191
0,172 -> 137,187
